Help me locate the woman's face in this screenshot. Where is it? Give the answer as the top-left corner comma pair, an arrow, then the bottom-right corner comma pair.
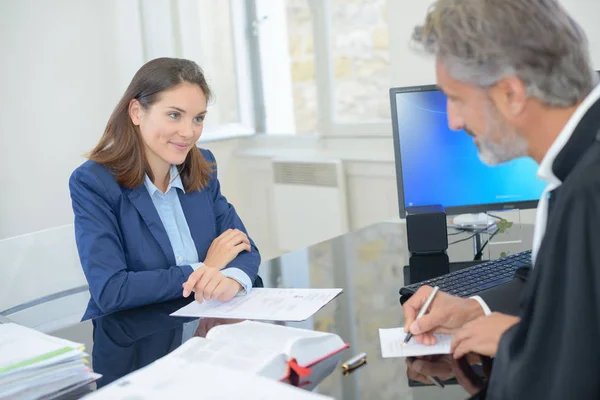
130,82 -> 207,170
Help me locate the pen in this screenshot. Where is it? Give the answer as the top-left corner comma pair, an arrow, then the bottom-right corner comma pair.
403,286 -> 440,346
342,352 -> 367,374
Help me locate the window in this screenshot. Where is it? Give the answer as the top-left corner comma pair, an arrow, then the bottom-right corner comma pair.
331,0 -> 391,122
195,0 -> 240,125
286,0 -> 318,134
134,0 -> 396,136
136,0 -> 256,138
268,0 -> 394,135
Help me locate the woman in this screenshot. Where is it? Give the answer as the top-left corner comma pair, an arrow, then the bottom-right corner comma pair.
70,58 -> 260,320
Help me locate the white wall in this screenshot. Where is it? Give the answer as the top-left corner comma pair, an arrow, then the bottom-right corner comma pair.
0,0 -> 126,239
562,0 -> 600,65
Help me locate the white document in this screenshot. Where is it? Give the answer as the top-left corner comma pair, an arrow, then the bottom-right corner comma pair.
83,355 -> 333,400
379,328 -> 453,358
170,288 -> 343,321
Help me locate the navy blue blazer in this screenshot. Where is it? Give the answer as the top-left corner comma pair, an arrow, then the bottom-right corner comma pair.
69,148 -> 260,320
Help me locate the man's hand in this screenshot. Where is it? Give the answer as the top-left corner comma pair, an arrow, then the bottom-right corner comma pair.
203,229 -> 251,270
451,312 -> 520,359
403,285 -> 485,345
182,267 -> 243,303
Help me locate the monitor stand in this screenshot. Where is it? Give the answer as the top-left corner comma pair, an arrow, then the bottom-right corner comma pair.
451,213 -> 497,227
448,213 -> 498,259
450,210 -> 523,259
404,210 -> 523,287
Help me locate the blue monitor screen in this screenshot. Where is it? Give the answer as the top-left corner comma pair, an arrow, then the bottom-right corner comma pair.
392,87 -> 546,215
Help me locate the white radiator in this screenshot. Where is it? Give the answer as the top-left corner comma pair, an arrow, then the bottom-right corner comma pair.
272,158 -> 349,253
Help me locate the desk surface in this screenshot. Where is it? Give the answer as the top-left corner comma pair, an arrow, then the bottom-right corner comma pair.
7,221 -> 533,400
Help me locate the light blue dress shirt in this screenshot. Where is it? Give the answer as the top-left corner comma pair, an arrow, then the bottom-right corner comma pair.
144,165 -> 252,294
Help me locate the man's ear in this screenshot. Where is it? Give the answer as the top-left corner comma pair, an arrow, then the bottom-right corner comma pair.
129,99 -> 143,126
491,76 -> 527,117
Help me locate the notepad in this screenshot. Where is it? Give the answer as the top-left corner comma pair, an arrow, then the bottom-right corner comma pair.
171,288 -> 343,321
379,328 -> 453,358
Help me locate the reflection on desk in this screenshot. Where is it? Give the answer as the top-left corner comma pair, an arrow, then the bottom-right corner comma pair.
91,298 -> 194,388
6,221 -> 532,399
406,354 -> 490,396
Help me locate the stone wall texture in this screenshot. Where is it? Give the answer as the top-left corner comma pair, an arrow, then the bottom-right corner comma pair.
286,0 -> 391,133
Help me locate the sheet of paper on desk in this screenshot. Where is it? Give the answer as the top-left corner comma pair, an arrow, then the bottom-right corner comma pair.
170,288 -> 343,321
379,328 -> 453,358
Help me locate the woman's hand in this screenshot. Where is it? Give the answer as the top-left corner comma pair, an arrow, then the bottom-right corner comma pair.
203,229 -> 251,270
182,267 -> 243,303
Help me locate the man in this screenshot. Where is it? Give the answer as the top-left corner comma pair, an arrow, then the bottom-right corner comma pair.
402,0 -> 600,398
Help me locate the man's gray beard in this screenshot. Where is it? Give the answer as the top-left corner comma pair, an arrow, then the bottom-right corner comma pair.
476,134 -> 529,166
476,102 -> 529,166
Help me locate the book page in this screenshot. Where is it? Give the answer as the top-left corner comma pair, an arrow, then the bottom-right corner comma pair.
171,288 -> 343,321
206,321 -> 328,350
84,356 -> 334,400
168,336 -> 283,375
379,328 -> 453,358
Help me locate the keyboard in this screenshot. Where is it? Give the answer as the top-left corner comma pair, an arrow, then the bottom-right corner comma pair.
399,250 -> 532,298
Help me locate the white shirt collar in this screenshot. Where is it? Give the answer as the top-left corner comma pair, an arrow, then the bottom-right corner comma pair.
537,83 -> 600,187
531,83 -> 600,264
143,165 -> 184,196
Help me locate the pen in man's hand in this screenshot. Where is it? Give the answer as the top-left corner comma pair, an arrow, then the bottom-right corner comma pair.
403,286 -> 440,346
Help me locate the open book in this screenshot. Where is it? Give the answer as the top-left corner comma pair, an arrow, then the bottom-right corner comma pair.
176,320 -> 349,387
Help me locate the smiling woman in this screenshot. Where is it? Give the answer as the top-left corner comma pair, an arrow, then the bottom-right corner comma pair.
69,58 -> 261,320
89,58 -> 213,193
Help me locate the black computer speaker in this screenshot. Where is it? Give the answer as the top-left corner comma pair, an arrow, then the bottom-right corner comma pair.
406,205 -> 448,254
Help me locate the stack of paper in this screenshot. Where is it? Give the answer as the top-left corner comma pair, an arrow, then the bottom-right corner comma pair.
0,323 -> 100,400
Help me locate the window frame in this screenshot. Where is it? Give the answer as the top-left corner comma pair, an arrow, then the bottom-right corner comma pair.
133,0 -> 263,139
308,0 -> 393,137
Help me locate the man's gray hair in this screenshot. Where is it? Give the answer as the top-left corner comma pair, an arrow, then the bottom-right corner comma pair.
413,0 -> 598,107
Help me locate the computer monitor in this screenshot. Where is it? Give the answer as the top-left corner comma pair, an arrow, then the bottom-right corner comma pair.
390,85 -> 547,218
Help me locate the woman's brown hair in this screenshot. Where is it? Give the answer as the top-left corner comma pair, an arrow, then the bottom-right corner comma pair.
89,57 -> 213,192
